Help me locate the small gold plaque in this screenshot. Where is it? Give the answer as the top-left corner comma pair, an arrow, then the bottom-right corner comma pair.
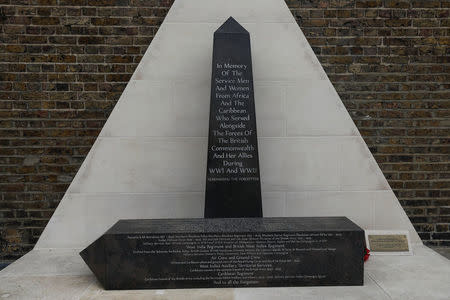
368,234 -> 409,252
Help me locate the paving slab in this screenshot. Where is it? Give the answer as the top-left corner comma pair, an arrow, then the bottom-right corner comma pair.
1,245 -> 449,300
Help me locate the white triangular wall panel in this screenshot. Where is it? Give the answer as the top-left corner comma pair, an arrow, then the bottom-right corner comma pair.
36,0 -> 420,249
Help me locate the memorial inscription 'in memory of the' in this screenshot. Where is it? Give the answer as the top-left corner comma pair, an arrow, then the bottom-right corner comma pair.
211,62 -> 255,180
205,17 -> 262,218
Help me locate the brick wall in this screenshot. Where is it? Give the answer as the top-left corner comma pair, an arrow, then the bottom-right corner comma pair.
0,0 -> 448,263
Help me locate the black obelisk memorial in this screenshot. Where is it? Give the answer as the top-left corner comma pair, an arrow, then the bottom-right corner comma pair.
205,17 -> 262,218
80,17 -> 365,290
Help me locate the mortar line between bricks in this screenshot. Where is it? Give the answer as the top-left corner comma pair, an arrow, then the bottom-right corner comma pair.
3,72 -> 450,77
1,120 -> 449,124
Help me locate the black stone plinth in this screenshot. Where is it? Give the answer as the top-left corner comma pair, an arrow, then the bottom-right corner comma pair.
205,17 -> 262,218
80,217 -> 364,290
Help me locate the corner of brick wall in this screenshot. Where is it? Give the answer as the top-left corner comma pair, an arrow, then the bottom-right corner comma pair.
0,0 -> 449,263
